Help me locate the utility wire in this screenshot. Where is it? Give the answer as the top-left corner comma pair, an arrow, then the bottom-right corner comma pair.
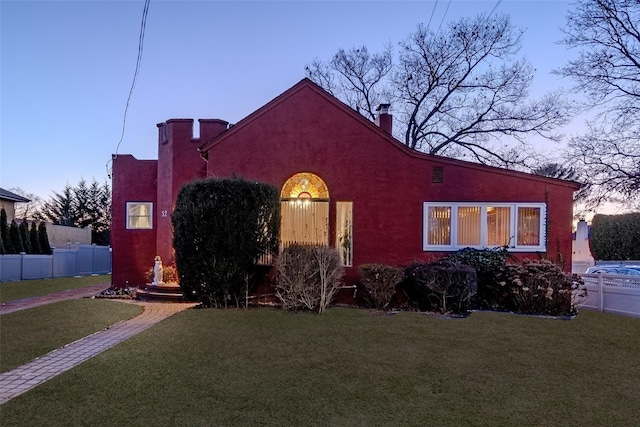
488,0 -> 503,17
436,0 -> 452,35
426,0 -> 439,31
108,0 -> 151,177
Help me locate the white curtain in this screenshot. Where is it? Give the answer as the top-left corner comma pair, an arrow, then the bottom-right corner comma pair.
487,207 -> 510,246
280,201 -> 329,247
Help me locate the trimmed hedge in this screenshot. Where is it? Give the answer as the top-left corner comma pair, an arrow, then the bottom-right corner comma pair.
505,260 -> 584,316
172,177 -> 280,308
444,247 -> 515,310
590,213 -> 640,260
403,260 -> 477,314
358,264 -> 403,310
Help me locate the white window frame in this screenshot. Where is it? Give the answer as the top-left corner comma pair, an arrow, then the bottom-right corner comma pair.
126,202 -> 153,230
423,202 -> 546,252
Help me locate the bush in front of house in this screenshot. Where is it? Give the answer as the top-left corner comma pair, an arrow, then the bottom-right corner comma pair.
172,177 -> 280,308
402,260 -> 477,314
444,246 -> 515,310
358,263 -> 403,310
506,259 -> 585,316
274,244 -> 343,314
590,213 -> 640,260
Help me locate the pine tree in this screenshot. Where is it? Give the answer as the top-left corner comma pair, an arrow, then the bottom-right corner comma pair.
19,219 -> 32,254
9,220 -> 25,253
30,221 -> 42,254
38,222 -> 52,255
0,208 -> 14,254
0,231 -> 5,254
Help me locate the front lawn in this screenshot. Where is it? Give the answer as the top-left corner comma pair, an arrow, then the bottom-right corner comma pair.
0,274 -> 111,303
0,299 -> 141,373
1,308 -> 638,426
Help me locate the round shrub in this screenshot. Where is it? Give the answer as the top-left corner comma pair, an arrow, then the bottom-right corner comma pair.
358,264 -> 403,310
403,260 -> 478,314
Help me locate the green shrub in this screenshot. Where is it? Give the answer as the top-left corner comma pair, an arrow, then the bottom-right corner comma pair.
444,247 -> 515,310
19,219 -> 31,254
506,259 -> 585,316
172,177 -> 280,308
403,260 -> 477,314
274,244 -> 344,314
9,220 -> 24,253
0,208 -> 12,254
38,222 -> 52,255
590,213 -> 640,260
358,264 -> 402,310
29,222 -> 42,254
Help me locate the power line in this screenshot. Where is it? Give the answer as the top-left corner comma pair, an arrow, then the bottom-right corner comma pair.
488,0 -> 503,17
436,0 -> 452,35
108,0 -> 151,177
427,0 -> 439,31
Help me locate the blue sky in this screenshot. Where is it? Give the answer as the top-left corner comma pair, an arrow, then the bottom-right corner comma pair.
2,0 -> 576,201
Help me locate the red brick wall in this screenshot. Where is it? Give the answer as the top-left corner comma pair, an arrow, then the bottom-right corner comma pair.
203,83 -> 577,274
111,155 -> 157,287
111,80 -> 577,289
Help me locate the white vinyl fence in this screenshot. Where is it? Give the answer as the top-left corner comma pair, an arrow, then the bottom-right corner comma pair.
578,273 -> 640,318
0,245 -> 111,282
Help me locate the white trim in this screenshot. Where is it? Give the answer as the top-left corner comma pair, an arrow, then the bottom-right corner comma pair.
126,202 -> 153,230
423,202 -> 546,252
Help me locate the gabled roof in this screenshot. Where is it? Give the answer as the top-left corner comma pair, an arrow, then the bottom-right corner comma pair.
200,78 -> 581,190
0,188 -> 30,203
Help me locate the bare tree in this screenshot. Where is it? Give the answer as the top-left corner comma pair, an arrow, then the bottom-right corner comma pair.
10,187 -> 43,221
306,45 -> 393,121
556,0 -> 640,208
306,13 -> 572,168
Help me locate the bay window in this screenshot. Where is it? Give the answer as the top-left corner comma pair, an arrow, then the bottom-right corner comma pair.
423,202 -> 546,251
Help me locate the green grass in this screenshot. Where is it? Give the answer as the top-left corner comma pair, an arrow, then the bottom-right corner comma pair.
0,299 -> 141,373
1,308 -> 639,426
0,274 -> 111,303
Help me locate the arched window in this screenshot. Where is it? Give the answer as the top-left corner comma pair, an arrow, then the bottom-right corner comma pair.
280,173 -> 329,246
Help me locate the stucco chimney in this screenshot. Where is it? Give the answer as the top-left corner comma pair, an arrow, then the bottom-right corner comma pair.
199,119 -> 229,143
375,104 -> 392,135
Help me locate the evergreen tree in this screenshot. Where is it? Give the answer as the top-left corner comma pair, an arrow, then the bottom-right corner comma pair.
0,231 -> 5,254
42,184 -> 76,226
0,208 -> 14,254
19,219 -> 32,254
41,178 -> 111,245
38,222 -> 52,255
9,220 -> 25,253
30,221 -> 42,254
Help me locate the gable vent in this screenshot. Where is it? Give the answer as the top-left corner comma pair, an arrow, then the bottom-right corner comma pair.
432,166 -> 444,184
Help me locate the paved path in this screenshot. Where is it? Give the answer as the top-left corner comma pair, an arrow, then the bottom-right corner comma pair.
0,286 -> 197,404
0,283 -> 111,315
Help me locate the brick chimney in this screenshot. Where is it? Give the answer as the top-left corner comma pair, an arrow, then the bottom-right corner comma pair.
375,103 -> 392,135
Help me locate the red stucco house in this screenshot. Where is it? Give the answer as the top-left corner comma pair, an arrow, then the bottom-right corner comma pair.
111,78 -> 579,288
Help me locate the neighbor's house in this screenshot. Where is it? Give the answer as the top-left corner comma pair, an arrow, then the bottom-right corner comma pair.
0,188 -> 30,222
111,79 -> 580,288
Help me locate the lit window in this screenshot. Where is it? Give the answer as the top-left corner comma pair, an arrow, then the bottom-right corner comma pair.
336,202 -> 353,266
426,206 -> 451,246
126,202 -> 153,229
423,202 -> 546,251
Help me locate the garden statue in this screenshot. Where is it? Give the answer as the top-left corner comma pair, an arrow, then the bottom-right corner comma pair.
152,255 -> 164,285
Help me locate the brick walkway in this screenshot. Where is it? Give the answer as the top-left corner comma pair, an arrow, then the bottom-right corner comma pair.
0,285 -> 196,404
